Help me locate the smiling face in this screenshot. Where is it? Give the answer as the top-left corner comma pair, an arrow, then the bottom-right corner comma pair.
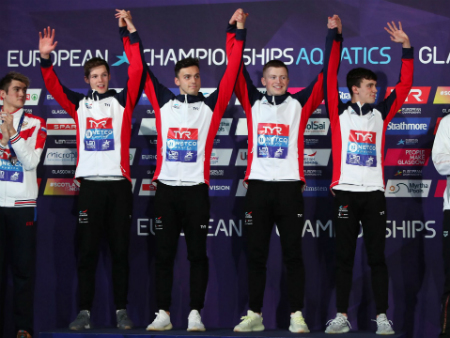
174,66 -> 201,96
352,79 -> 378,105
261,67 -> 290,96
0,80 -> 27,111
84,65 -> 110,94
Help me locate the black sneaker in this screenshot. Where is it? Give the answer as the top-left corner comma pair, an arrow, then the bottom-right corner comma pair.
69,310 -> 92,330
117,309 -> 134,329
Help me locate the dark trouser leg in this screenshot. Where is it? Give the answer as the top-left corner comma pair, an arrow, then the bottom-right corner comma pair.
441,210 -> 450,335
154,183 -> 182,311
106,180 -> 133,310
334,190 -> 361,313
8,207 -> 36,335
245,181 -> 274,313
275,182 -> 305,312
183,184 -> 210,311
360,191 -> 389,314
77,180 -> 105,310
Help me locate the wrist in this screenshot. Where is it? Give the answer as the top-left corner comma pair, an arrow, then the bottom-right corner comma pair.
40,53 -> 50,59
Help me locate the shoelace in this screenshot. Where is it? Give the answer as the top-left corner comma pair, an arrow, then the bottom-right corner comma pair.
326,316 -> 352,329
240,315 -> 253,324
372,316 -> 393,328
292,314 -> 306,325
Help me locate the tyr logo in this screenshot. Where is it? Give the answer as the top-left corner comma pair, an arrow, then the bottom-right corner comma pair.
89,120 -> 107,129
262,126 -> 282,134
355,132 -> 373,142
174,131 -> 191,139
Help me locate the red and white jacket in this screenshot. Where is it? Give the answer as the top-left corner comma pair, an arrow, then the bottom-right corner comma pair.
139,26 -> 246,185
0,109 -> 46,207
40,29 -> 145,181
432,114 -> 450,210
230,27 -> 336,183
324,28 -> 414,191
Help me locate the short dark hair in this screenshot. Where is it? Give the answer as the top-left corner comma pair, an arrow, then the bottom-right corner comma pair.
346,68 -> 377,95
174,57 -> 200,77
84,57 -> 110,78
262,60 -> 289,76
0,72 -> 30,92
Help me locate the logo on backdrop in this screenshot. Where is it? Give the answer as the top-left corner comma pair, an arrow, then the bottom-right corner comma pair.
45,118 -> 76,135
384,149 -> 431,166
209,179 -> 233,196
210,149 -> 233,166
385,179 -> 431,197
139,179 -> 156,196
44,148 -> 77,166
44,178 -> 79,195
385,87 -> 431,104
304,118 -> 330,136
386,118 -> 430,135
303,149 -> 331,166
303,180 -> 329,197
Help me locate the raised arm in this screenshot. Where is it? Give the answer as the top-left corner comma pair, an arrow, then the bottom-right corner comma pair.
39,26 -> 84,119
113,9 -> 146,112
323,15 -> 344,121
376,21 -> 414,122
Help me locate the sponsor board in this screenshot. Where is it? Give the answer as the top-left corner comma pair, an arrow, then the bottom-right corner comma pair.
138,118 -> 157,135
54,139 -> 77,145
0,89 -> 41,106
304,118 -> 330,136
385,179 -> 431,197
384,149 -> 431,166
44,178 -> 79,195
303,180 -> 329,197
400,108 -> 421,115
139,179 -> 156,196
304,169 -> 322,177
386,118 -> 430,135
434,87 -> 450,104
44,148 -> 77,166
47,118 -> 77,135
217,118 -> 233,135
210,169 -> 225,176
304,149 -> 332,166
129,148 -> 136,165
235,149 -> 248,166
397,138 -> 419,146
49,109 -> 69,116
385,87 -> 431,104
139,148 -> 157,166
209,179 -> 232,196
394,169 -> 423,177
210,149 -> 233,166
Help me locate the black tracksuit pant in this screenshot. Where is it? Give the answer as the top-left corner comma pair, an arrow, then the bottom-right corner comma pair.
440,210 -> 450,336
333,190 -> 389,314
154,182 -> 210,311
0,207 -> 36,335
76,179 -> 133,311
245,180 -> 305,313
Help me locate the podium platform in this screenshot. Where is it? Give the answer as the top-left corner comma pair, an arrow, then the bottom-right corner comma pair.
39,329 -> 407,338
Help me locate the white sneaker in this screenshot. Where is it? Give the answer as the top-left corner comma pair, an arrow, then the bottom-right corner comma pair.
373,313 -> 395,335
146,310 -> 173,331
187,309 -> 206,331
289,311 -> 310,333
325,313 -> 351,333
233,310 -> 264,332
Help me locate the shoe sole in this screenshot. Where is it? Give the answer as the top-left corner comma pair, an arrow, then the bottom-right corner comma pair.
289,327 -> 310,333
376,332 -> 395,335
118,325 -> 133,330
187,328 -> 206,332
325,328 -> 350,334
147,323 -> 173,331
69,325 -> 91,331
234,326 -> 265,332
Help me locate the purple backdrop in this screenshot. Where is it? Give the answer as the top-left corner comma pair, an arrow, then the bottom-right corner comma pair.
1,0 -> 449,337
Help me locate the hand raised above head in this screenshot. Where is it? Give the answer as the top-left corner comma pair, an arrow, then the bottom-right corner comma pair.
327,15 -> 342,34
384,21 -> 410,48
115,9 -> 136,33
39,26 -> 58,59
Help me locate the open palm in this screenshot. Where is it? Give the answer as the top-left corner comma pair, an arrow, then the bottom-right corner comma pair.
384,21 -> 409,44
39,26 -> 58,57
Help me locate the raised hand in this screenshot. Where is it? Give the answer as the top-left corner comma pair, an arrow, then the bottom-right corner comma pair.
230,8 -> 248,29
384,21 -> 410,48
115,9 -> 136,33
328,15 -> 342,34
39,26 -> 58,59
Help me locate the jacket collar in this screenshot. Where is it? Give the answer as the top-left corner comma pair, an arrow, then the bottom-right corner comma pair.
350,101 -> 373,115
87,89 -> 116,100
175,92 -> 205,103
263,92 -> 290,105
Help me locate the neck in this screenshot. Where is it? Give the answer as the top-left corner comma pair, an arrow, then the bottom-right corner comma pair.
1,105 -> 20,114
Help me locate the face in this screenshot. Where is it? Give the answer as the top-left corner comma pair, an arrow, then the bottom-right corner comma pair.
352,79 -> 377,105
261,67 -> 289,96
84,65 -> 110,94
0,80 -> 27,111
175,66 -> 201,96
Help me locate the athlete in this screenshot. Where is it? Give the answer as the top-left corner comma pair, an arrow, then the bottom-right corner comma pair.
135,9 -> 246,332
323,18 -> 413,334
0,72 -> 46,338
230,16 -> 340,333
432,116 -> 450,337
39,10 -> 145,330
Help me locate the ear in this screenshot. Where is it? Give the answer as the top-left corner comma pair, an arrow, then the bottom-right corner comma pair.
261,77 -> 267,87
108,74 -> 111,81
174,77 -> 180,87
0,90 -> 5,100
84,77 -> 90,84
352,85 -> 359,95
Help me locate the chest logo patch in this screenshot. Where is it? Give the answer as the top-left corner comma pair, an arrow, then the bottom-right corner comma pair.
84,117 -> 115,151
257,123 -> 289,159
166,128 -> 198,162
346,130 -> 377,167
